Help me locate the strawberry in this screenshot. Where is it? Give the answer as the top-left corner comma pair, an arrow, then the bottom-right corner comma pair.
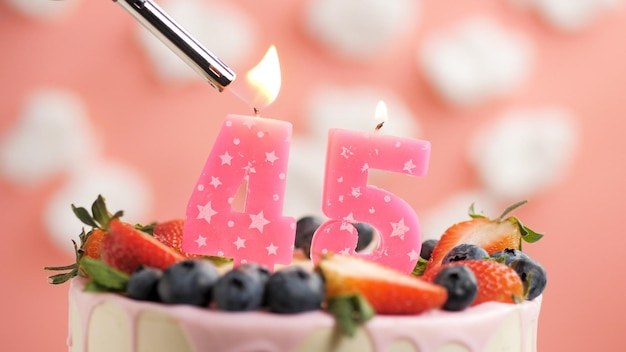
45,195 -> 124,284
152,219 -> 202,259
316,254 -> 447,315
423,260 -> 523,305
101,220 -> 185,274
425,200 -> 543,273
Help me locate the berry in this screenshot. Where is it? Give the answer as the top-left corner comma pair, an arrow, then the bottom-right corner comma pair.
420,239 -> 438,260
353,223 -> 374,251
101,220 -> 185,274
426,201 -> 543,273
157,259 -> 219,307
152,219 -> 203,259
441,244 -> 489,264
265,266 -> 325,314
433,265 -> 477,311
423,260 -> 523,306
509,258 -> 547,300
491,248 -> 529,265
294,216 -> 323,258
213,264 -> 270,311
82,229 -> 106,260
127,266 -> 162,302
317,254 -> 447,315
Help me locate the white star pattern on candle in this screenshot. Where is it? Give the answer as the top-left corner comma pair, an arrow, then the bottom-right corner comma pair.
407,249 -> 419,261
219,152 -> 233,165
390,218 -> 410,240
338,247 -> 351,255
233,236 -> 246,249
209,176 -> 222,188
249,211 -> 271,233
337,177 -> 344,183
242,119 -> 256,129
361,163 -> 369,172
195,235 -> 207,247
403,159 -> 416,173
243,161 -> 256,174
266,242 -> 278,255
196,201 -> 218,224
351,187 -> 362,198
340,146 -> 354,159
265,151 -> 279,164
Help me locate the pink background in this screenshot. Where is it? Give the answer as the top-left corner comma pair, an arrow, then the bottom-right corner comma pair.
1,0 -> 625,351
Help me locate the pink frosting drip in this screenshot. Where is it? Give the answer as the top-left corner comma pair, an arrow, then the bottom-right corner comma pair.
68,278 -> 542,352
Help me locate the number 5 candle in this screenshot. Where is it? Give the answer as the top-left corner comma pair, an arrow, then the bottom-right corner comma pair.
183,47 -> 296,270
311,101 -> 430,274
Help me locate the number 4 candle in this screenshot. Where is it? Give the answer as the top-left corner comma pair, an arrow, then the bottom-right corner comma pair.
183,47 -> 296,270
310,101 -> 431,274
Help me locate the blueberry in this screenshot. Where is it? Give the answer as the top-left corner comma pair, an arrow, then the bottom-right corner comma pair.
420,239 -> 438,260
433,265 -> 478,311
353,223 -> 374,251
509,258 -> 547,300
441,244 -> 488,264
157,259 -> 219,307
491,248 -> 529,265
213,263 -> 270,311
294,216 -> 323,258
127,266 -> 162,302
265,266 -> 325,314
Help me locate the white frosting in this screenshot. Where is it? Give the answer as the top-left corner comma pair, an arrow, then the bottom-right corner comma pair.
419,16 -> 533,106
68,278 -> 541,352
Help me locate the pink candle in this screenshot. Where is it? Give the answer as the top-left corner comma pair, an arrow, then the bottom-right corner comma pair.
183,47 -> 296,270
311,102 -> 430,274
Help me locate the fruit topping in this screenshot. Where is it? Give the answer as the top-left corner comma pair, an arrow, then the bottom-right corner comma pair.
509,257 -> 547,300
491,248 -> 530,265
420,239 -> 438,261
425,200 -> 543,273
352,222 -> 375,252
433,265 -> 478,311
265,266 -> 325,314
44,195 -> 123,284
294,216 -> 323,258
157,259 -> 219,307
317,254 -> 447,315
101,220 -> 185,274
213,263 -> 270,311
423,260 -> 524,305
441,244 -> 489,264
150,219 -> 204,259
127,266 -> 163,302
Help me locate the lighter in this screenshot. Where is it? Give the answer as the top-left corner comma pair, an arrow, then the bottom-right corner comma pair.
114,0 -> 236,91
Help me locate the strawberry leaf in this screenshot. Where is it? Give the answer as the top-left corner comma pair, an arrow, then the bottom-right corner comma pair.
327,294 -> 375,337
468,203 -> 487,219
79,257 -> 129,292
411,257 -> 429,277
497,200 -> 528,221
72,205 -> 98,228
515,218 -> 544,243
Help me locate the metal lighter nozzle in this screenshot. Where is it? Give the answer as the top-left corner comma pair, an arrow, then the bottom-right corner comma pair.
114,0 -> 236,91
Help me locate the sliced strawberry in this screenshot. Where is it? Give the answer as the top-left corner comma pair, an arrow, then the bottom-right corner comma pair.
425,201 -> 543,273
316,254 -> 447,315
423,260 -> 523,305
153,219 -> 202,259
101,220 -> 185,274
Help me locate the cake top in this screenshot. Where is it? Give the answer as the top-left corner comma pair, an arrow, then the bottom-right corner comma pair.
46,195 -> 546,335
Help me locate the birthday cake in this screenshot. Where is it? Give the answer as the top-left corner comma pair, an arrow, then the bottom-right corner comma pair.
47,196 -> 546,352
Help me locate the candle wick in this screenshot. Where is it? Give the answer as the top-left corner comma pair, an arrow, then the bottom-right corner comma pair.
374,121 -> 385,132
253,107 -> 260,116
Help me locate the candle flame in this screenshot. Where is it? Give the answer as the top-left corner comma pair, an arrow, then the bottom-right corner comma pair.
245,45 -> 281,110
374,100 -> 388,131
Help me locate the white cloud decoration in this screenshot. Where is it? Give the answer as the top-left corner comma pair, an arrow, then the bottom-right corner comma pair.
5,0 -> 79,21
0,89 -> 101,186
420,16 -> 533,107
44,160 -> 152,254
510,0 -> 623,31
136,0 -> 256,84
305,0 -> 418,61
469,107 -> 578,200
